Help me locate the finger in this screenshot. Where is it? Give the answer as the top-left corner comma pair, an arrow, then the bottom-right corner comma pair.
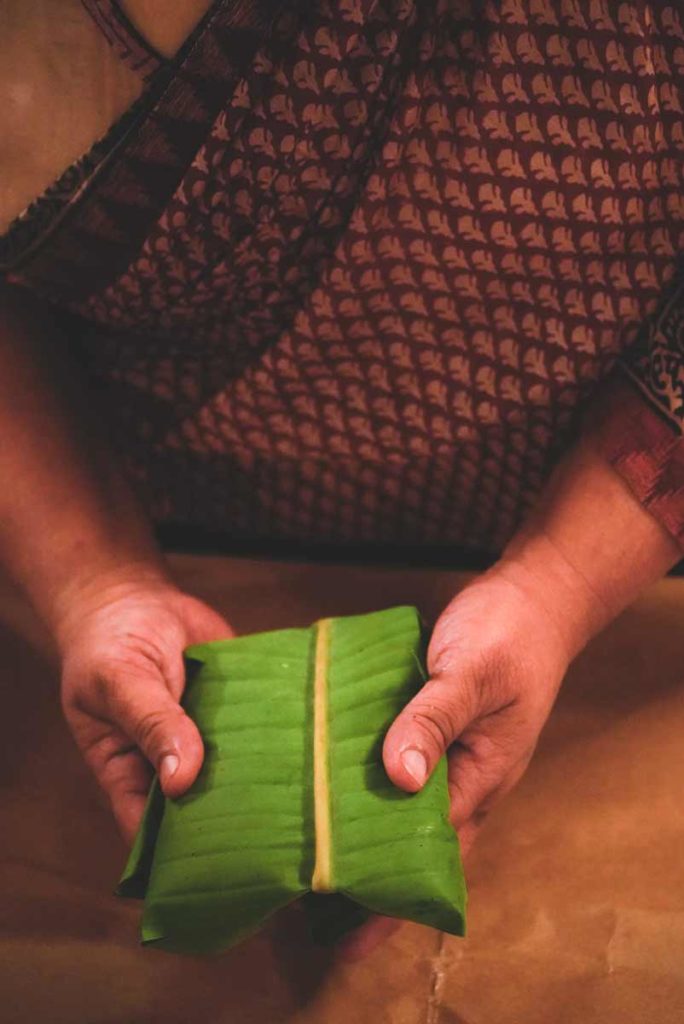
70,712 -> 154,843
456,819 -> 481,862
101,746 -> 153,843
383,671 -> 478,793
447,730 -> 535,832
450,754 -> 532,863
336,916 -> 401,962
453,775 -> 523,862
99,668 -> 204,799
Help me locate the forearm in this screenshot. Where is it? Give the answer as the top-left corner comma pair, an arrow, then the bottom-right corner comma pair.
501,431 -> 681,660
0,285 -> 166,643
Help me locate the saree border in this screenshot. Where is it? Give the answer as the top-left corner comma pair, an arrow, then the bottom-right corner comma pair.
3,0 -> 287,300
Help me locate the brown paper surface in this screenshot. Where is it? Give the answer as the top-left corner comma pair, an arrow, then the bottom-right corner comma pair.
1,555 -> 683,1023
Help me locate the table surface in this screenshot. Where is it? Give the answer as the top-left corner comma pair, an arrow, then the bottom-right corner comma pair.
1,554 -> 683,1024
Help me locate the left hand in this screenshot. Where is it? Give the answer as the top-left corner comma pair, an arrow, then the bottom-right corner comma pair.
337,539 -> 602,958
336,433 -> 681,959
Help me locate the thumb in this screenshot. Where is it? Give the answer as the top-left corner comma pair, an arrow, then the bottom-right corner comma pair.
105,667 -> 204,799
383,669 -> 478,793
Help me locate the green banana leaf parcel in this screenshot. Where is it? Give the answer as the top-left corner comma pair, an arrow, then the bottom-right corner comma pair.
118,606 -> 467,954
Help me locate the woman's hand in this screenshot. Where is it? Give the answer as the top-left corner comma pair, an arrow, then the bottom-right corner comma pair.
339,437 -> 681,959
337,542 -> 591,959
381,441 -> 681,856
383,549 -> 591,857
59,573 -> 232,842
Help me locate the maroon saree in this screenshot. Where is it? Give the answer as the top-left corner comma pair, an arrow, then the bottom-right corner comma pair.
2,0 -> 684,555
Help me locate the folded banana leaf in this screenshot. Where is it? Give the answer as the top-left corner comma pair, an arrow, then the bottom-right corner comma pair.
118,606 -> 467,953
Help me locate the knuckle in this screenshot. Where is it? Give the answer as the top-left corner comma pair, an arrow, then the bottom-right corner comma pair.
92,671 -> 115,709
132,708 -> 173,754
449,748 -> 503,799
429,641 -> 527,717
427,634 -> 453,678
469,642 -> 525,709
467,722 -> 530,776
409,697 -> 463,751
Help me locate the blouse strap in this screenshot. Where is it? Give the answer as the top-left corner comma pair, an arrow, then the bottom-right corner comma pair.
80,0 -> 165,82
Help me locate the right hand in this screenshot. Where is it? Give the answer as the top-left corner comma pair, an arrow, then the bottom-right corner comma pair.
58,573 -> 233,842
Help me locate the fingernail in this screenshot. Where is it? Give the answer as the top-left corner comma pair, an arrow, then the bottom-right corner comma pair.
401,748 -> 427,787
160,754 -> 179,786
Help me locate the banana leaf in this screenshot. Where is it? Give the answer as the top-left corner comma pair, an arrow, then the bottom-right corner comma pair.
118,606 -> 467,954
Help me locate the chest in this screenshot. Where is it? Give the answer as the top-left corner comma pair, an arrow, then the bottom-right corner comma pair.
0,0 -> 210,232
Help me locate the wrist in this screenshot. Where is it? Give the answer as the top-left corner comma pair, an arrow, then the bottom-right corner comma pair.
46,556 -> 175,655
499,439 -> 680,660
497,531 -> 610,661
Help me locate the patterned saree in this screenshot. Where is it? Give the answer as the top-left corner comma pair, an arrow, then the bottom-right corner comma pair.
2,0 -> 683,556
